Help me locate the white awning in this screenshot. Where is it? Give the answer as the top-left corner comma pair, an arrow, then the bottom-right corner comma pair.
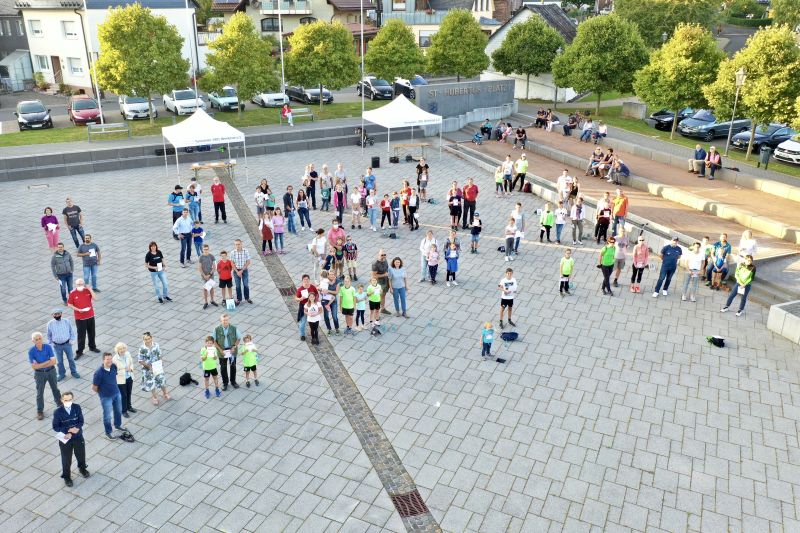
161,108 -> 244,148
362,94 -> 442,129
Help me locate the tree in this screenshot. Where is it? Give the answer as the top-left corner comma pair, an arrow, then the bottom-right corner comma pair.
285,21 -> 360,109
364,19 -> 425,81
195,0 -> 218,26
633,23 -> 725,138
427,9 -> 489,81
772,0 -> 800,28
199,13 -> 278,119
491,15 -> 565,100
615,0 -> 719,47
793,95 -> 800,130
705,25 -> 800,159
95,4 -> 189,125
552,14 -> 649,114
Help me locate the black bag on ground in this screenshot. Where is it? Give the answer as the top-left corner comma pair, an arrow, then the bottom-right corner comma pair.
707,336 -> 725,348
119,430 -> 135,442
179,372 -> 199,386
501,332 -> 518,342
498,245 -> 505,252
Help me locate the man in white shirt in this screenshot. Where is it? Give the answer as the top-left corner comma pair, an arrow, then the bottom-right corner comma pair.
556,169 -> 573,207
419,230 -> 438,282
310,229 -> 327,279
498,268 -> 518,329
502,155 -> 514,196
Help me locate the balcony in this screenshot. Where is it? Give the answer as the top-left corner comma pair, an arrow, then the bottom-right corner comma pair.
197,31 -> 221,46
382,10 -> 444,25
259,0 -> 312,14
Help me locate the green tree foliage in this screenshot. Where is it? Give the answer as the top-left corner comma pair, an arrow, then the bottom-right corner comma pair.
491,15 -> 565,99
427,9 -> 489,81
364,19 -> 425,81
705,25 -> 800,158
633,23 -> 725,138
615,0 -> 719,47
286,21 -> 360,109
199,13 -> 278,119
727,0 -> 766,18
771,0 -> 800,28
195,0 -> 218,26
95,4 -> 189,125
553,14 -> 649,114
793,95 -> 800,130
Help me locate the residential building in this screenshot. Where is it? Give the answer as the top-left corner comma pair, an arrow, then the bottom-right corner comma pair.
0,0 -> 32,90
16,0 -> 199,93
483,4 -> 577,101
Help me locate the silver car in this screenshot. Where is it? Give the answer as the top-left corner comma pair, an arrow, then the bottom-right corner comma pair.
119,95 -> 157,120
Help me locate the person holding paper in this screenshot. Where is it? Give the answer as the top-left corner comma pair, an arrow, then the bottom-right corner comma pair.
112,343 -> 137,417
62,197 -> 85,248
29,331 -> 62,420
52,391 -> 89,486
67,279 -> 99,356
41,207 -> 60,252
446,184 -> 462,232
145,241 -> 171,304
51,242 -> 74,304
213,313 -> 240,390
167,185 -> 185,240
294,274 -> 319,342
92,352 -> 127,439
173,209 -> 194,267
216,251 -> 234,304
138,332 -> 170,405
198,244 -> 217,309
77,234 -> 101,292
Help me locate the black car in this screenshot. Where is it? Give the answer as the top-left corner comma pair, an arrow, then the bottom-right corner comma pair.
357,76 -> 394,100
649,107 -> 694,131
731,124 -> 797,153
285,85 -> 334,104
15,100 -> 53,130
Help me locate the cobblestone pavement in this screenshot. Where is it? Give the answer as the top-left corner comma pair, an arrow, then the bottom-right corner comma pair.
5,141 -> 800,532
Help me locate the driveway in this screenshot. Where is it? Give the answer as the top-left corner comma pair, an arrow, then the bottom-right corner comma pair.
719,23 -> 758,55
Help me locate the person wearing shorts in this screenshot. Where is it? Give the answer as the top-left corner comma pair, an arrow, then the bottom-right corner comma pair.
239,334 -> 259,387
200,336 -> 221,399
498,268 -> 518,329
216,251 -> 234,302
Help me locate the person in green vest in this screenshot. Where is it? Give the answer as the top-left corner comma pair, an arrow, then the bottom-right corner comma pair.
539,203 -> 555,243
338,277 -> 357,334
213,313 -> 240,391
239,334 -> 259,387
559,248 -> 575,295
598,236 -> 616,296
721,255 -> 756,317
200,336 -> 221,399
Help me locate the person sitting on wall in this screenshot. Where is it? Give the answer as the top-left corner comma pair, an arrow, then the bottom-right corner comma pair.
480,119 -> 493,139
563,114 -> 578,136
513,127 -> 527,150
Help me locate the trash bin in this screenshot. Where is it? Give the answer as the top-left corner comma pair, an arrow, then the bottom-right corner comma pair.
371,156 -> 380,169
758,146 -> 772,169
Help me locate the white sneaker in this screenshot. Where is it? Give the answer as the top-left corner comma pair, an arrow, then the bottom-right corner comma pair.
736,310 -> 743,317
662,290 -> 668,296
578,241 -> 583,245
721,307 -> 729,313
572,241 -> 577,245
446,281 -> 451,287
509,256 -> 514,261
690,296 -> 696,302
452,280 -> 459,286
505,256 -> 509,262
681,295 -> 686,301
652,292 -> 658,298
372,227 -> 377,232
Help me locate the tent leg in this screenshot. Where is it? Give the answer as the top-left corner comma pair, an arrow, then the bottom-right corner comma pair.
439,127 -> 442,160
387,128 -> 390,154
163,137 -> 169,180
175,144 -> 180,184
243,139 -> 249,185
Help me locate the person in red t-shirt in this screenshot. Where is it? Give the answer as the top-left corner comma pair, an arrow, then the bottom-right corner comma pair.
400,181 -> 412,225
210,176 -> 227,224
216,250 -> 234,301
67,278 -> 99,356
380,194 -> 391,230
462,177 -> 479,229
294,274 -> 319,341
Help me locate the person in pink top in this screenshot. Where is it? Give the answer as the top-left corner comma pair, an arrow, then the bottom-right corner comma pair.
210,176 -> 227,224
331,183 -> 347,225
630,234 -> 649,293
271,208 -> 286,254
327,218 -> 346,248
41,207 -> 60,252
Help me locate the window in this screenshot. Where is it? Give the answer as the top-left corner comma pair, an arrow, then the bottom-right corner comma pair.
16,19 -> 24,36
0,20 -> 5,36
28,19 -> 42,37
392,0 -> 406,10
3,20 -> 10,36
62,20 -> 78,39
419,30 -> 434,47
299,16 -> 316,24
35,54 -> 49,70
67,57 -> 83,75
260,17 -> 279,32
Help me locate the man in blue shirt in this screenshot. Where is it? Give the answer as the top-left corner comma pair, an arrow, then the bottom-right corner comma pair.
92,352 -> 126,439
29,331 -> 62,420
706,233 -> 732,284
52,391 -> 89,487
167,184 -> 185,240
688,144 -> 707,174
172,208 -> 194,267
364,167 -> 376,193
47,308 -> 80,380
653,237 -> 683,298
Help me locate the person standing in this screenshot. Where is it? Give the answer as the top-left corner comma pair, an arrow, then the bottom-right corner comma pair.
62,197 -> 85,248
76,234 -> 101,292
737,229 -> 758,260
570,197 -> 585,245
681,241 -> 704,303
556,169 -> 573,207
213,313 -> 240,390
42,207 -> 60,252
310,229 -> 327,280
511,154 -> 528,192
407,188 -> 420,231
366,189 -> 378,231
231,239 -> 253,305
498,268 -> 518,329
29,331 -> 62,420
145,241 -> 171,304
327,218 -> 347,249
705,233 -> 732,284
653,237 -> 683,298
419,231 -> 437,282
51,242 -> 74,304
503,217 -> 517,262
199,244 -> 217,309
332,183 -> 347,224
308,163 -> 320,209
91,352 -> 127,440
388,257 -> 409,317
211,176 -> 227,223
462,177 -> 479,229
502,155 -> 514,196
371,250 -> 391,314
190,176 -> 203,222
47,308 -> 80,379
283,185 -> 298,234
112,342 -> 136,417
67,279 -> 99,356
167,185 -> 184,240
612,227 -> 629,287
688,144 -> 707,174
294,274 -> 319,341
721,255 -> 756,316
611,189 -> 628,236
630,235 -> 649,293
416,158 -> 429,191
296,189 -> 312,230
173,208 -> 194,267
447,184 -> 462,231
138,332 -> 170,405
598,237 -> 616,296
52,391 -> 89,486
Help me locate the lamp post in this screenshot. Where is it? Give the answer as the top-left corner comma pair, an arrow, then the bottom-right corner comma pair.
553,46 -> 562,109
278,6 -> 286,94
724,67 -> 746,156
661,31 -> 667,43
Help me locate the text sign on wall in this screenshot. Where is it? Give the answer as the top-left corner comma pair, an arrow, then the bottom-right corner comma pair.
417,79 -> 515,118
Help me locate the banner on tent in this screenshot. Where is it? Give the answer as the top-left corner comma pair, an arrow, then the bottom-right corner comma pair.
417,80 -> 515,119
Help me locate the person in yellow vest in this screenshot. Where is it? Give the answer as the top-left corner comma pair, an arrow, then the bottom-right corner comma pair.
721,255 -> 756,317
539,203 -> 555,243
200,336 -> 221,399
239,334 -> 259,387
559,249 -> 574,295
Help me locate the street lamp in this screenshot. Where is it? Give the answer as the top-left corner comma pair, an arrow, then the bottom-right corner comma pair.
661,31 -> 668,43
724,67 -> 747,156
553,46 -> 562,109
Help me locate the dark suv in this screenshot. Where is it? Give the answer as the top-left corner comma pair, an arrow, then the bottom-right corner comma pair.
15,100 -> 53,130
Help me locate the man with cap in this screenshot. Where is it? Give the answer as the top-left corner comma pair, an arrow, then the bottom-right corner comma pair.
47,307 -> 80,379
653,237 -> 683,298
29,331 -> 62,420
52,391 -> 90,487
167,184 -> 185,240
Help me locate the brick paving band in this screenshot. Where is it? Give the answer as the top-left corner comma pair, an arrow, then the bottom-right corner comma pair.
219,171 -> 442,532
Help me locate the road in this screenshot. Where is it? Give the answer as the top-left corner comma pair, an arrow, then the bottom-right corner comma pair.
719,23 -> 758,55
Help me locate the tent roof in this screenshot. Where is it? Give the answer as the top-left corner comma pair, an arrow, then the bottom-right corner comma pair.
162,108 -> 244,148
362,95 -> 441,129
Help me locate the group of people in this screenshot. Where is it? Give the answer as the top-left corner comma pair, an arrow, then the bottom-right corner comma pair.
687,144 -> 724,180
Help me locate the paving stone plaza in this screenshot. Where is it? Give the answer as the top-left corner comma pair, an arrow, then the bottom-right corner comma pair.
6,143 -> 800,532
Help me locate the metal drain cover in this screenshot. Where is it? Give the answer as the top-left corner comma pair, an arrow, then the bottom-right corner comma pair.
391,490 -> 430,518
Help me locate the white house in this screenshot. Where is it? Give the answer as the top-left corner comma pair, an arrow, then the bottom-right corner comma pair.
483,4 -> 577,102
16,0 -> 200,93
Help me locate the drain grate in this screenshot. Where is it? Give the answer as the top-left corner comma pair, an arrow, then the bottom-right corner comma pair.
278,286 -> 296,296
391,490 -> 430,518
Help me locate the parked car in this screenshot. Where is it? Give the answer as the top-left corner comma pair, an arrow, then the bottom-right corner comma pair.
357,76 -> 393,100
649,107 -> 694,131
251,90 -> 289,108
677,109 -> 751,141
14,100 -> 53,130
393,75 -> 428,99
286,85 -> 334,104
67,95 -> 103,126
118,94 -> 157,120
208,86 -> 245,111
774,135 -> 800,165
731,124 -> 797,153
163,89 -> 206,115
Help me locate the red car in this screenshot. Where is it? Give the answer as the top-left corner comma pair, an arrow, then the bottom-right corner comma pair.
68,95 -> 104,125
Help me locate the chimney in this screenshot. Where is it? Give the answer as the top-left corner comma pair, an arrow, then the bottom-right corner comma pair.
493,0 -> 510,22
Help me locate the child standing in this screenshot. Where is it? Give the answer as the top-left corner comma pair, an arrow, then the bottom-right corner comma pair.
271,208 -> 286,255
481,322 -> 494,358
366,277 -> 382,327
427,243 -> 441,285
239,334 -> 259,387
559,249 -> 574,295
338,277 -> 356,334
343,235 -> 359,281
259,212 -> 274,255
305,293 -> 322,345
390,192 -> 401,229
554,204 -> 568,244
494,165 -> 504,197
334,237 -> 345,279
446,242 -> 460,287
192,220 -> 205,258
470,212 -> 482,254
380,194 -> 391,229
265,188 -> 276,218
350,186 -> 362,229
217,251 -> 234,302
355,284 -> 367,330
539,203 -> 555,243
200,336 -> 221,399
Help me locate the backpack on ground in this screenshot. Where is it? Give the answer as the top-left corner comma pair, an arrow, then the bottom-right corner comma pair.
119,430 -> 135,443
500,332 -> 518,342
179,372 -> 199,386
707,336 -> 725,348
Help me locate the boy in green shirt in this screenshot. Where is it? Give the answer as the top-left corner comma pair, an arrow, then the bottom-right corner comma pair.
366,276 -> 383,327
338,277 -> 357,335
539,203 -> 555,243
239,334 -> 259,387
200,336 -> 222,399
559,249 -> 575,295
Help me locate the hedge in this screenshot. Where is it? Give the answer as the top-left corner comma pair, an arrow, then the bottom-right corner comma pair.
726,16 -> 773,27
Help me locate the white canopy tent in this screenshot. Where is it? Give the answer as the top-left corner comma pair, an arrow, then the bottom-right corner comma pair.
362,94 -> 443,156
161,109 -> 249,183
